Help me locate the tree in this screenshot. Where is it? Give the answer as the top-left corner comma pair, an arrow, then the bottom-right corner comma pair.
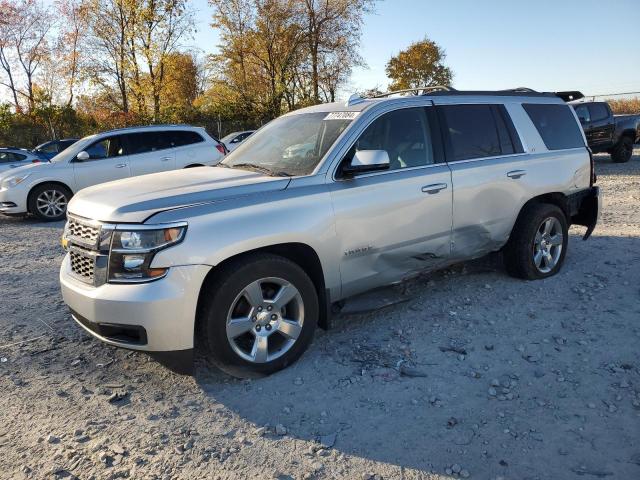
55,0 -> 90,106
85,0 -> 135,113
133,0 -> 194,121
385,37 -> 453,91
0,0 -> 53,112
302,0 -> 372,103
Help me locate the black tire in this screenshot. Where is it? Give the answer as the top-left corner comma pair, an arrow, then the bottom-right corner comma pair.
611,136 -> 633,163
503,203 -> 568,280
199,253 -> 318,378
27,183 -> 72,222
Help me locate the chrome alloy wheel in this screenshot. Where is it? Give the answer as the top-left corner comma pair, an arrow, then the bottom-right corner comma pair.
533,217 -> 563,273
226,277 -> 304,363
36,189 -> 68,219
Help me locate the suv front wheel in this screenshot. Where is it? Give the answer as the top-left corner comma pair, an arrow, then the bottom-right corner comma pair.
503,203 -> 568,280
199,253 -> 318,378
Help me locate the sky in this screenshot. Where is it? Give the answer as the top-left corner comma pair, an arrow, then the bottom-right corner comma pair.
190,0 -> 640,100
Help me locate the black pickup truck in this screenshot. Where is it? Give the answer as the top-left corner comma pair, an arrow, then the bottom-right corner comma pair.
571,101 -> 640,163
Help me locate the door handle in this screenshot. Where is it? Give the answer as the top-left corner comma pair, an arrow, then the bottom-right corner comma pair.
161,157 -> 172,162
421,183 -> 448,194
507,170 -> 526,179
115,163 -> 127,168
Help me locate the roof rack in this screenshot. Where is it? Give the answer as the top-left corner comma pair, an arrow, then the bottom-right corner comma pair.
372,85 -> 456,98
345,87 -> 583,106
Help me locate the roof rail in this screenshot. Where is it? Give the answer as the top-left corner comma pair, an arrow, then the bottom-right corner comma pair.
372,85 -> 455,98
501,87 -> 538,93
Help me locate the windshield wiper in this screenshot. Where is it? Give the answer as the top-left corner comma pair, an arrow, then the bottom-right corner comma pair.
227,162 -> 292,177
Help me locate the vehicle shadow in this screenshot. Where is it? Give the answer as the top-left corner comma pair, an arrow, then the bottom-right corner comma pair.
188,233 -> 640,478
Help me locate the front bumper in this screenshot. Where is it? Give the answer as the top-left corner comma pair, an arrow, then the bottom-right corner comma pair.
0,185 -> 28,214
60,254 -> 210,354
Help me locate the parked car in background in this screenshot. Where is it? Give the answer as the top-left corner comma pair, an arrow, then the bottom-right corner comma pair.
0,125 -> 226,221
59,87 -> 599,377
33,138 -> 79,160
571,101 -> 640,163
220,130 -> 254,152
0,148 -> 47,174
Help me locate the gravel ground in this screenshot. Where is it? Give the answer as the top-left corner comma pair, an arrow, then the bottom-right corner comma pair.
1,149 -> 639,480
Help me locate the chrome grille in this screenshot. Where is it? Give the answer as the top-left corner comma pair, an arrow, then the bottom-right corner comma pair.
69,249 -> 95,281
67,216 -> 101,248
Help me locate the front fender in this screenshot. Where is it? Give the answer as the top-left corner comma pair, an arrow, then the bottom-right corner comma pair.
149,184 -> 341,297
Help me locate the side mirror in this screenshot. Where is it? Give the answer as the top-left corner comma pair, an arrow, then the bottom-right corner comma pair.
342,150 -> 390,177
76,151 -> 90,161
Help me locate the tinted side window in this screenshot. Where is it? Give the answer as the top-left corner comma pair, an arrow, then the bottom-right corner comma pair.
440,105 -> 502,161
0,152 -> 26,162
38,142 -> 58,153
589,103 -> 609,122
352,107 -> 433,171
523,104 -> 585,150
85,136 -> 126,159
573,104 -> 591,123
59,140 -> 77,150
172,130 -> 204,147
126,132 -> 172,155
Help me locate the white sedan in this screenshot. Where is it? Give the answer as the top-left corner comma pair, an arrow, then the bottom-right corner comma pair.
0,148 -> 47,174
0,125 -> 225,221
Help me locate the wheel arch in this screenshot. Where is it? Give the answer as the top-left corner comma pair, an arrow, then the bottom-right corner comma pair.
507,192 -> 570,243
26,180 -> 74,215
184,164 -> 205,168
195,242 -> 331,339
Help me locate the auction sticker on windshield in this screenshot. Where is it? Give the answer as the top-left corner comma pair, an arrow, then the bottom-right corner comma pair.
324,112 -> 360,120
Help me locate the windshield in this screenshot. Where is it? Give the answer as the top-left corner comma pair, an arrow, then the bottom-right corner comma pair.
49,135 -> 98,163
220,112 -> 354,176
221,132 -> 241,144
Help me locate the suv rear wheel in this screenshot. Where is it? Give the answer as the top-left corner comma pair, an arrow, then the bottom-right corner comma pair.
28,183 -> 71,222
503,203 -> 568,280
199,253 -> 318,378
611,136 -> 633,163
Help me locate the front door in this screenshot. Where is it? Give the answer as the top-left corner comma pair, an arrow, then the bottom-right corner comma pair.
329,106 -> 453,298
587,103 -> 614,150
73,135 -> 130,190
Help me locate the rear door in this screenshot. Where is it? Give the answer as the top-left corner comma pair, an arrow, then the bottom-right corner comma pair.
73,135 -> 130,190
125,131 -> 176,176
587,102 -> 615,149
173,130 -> 219,167
439,103 -> 527,259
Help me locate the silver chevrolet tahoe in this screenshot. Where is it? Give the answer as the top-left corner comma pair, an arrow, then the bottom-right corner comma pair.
60,87 -> 600,377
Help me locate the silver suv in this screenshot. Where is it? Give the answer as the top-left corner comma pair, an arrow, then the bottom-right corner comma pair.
60,87 -> 600,377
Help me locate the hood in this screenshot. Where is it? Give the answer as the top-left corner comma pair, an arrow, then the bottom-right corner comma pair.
68,167 -> 291,223
0,161 -> 50,181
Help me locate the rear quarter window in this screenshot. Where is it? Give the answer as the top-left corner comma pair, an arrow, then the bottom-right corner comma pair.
172,130 -> 205,147
522,104 -> 585,150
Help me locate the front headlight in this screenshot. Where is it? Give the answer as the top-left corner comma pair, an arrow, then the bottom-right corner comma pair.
1,173 -> 31,189
108,225 -> 186,283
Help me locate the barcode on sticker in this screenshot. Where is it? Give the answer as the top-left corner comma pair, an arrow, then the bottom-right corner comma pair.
324,111 -> 359,120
